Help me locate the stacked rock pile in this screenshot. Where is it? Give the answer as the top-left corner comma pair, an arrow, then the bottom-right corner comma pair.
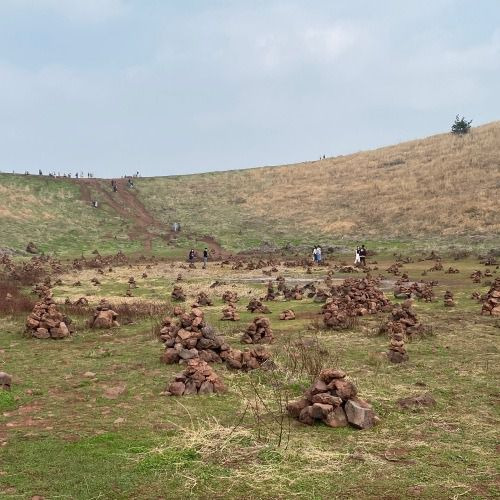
196,292 -> 213,306
279,309 -> 296,320
481,278 -> 500,316
386,263 -> 402,275
223,346 -> 271,370
128,276 -> 137,288
171,285 -> 186,302
313,289 -> 331,303
89,299 -> 120,329
222,290 -> 239,303
428,261 -> 443,272
287,368 -> 379,429
470,270 -> 482,283
379,300 -> 425,338
220,303 -> 240,321
276,275 -> 286,292
241,317 -> 273,344
246,298 -> 271,314
26,296 -> 73,339
321,300 -> 357,330
283,285 -> 303,301
173,305 -> 185,316
443,290 -> 456,307
445,267 -> 460,274
164,359 -> 226,396
160,306 -> 231,364
387,326 -> 409,363
264,282 -> 277,301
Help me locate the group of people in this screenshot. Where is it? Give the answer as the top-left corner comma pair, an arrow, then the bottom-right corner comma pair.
354,245 -> 367,266
31,170 -> 95,178
188,247 -> 209,269
312,246 -> 323,263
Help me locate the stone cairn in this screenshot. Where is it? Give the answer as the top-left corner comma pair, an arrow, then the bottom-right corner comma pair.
164,359 -> 226,396
379,300 -> 425,338
171,285 -> 186,302
321,300 -> 357,330
89,299 -> 120,329
223,345 -> 271,371
264,282 -> 277,301
470,270 -> 482,283
481,278 -> 500,316
26,295 -> 73,339
283,285 -> 303,301
279,309 -> 296,320
329,278 -> 391,315
222,290 -> 239,303
445,267 -> 460,274
241,317 -> 273,344
220,303 -> 240,321
160,305 -> 231,364
287,369 -> 379,429
387,325 -> 409,363
196,291 -> 213,306
443,290 -> 456,307
246,298 -> 271,314
128,276 -> 137,289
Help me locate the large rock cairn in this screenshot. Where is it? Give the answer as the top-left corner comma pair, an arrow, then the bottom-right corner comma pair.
283,285 -> 303,301
321,300 -> 357,330
387,326 -> 409,363
196,291 -> 213,306
171,285 -> 186,302
481,278 -> 500,316
287,369 -> 379,429
89,299 -> 120,329
247,298 -> 271,314
443,290 -> 456,307
223,346 -> 271,371
26,295 -> 73,339
220,303 -> 240,321
222,290 -> 239,303
164,359 -> 226,396
160,305 -> 231,364
379,300 -> 425,338
394,280 -> 435,302
241,317 -> 273,344
279,309 -> 296,320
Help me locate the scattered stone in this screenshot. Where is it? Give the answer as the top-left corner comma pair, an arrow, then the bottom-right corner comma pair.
26,241 -> 39,254
397,392 -> 436,410
287,368 -> 378,430
222,345 -> 271,371
0,372 -> 12,391
445,267 -> 460,274
241,317 -> 273,344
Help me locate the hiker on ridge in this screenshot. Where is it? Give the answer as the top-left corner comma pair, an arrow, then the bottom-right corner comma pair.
188,249 -> 195,263
354,246 -> 361,265
359,245 -> 367,266
202,247 -> 209,269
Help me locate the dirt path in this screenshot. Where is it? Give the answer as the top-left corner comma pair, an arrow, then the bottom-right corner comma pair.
77,179 -> 227,256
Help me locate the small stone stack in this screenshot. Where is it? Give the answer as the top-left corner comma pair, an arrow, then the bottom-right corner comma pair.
387,326 -> 409,363
379,300 -> 425,338
89,299 -> 120,329
171,285 -> 186,302
196,292 -> 213,306
26,296 -> 73,339
445,267 -> 460,274
241,317 -> 273,344
287,369 -> 379,429
220,303 -> 240,321
264,282 -> 277,301
279,309 -> 296,320
276,275 -> 286,292
283,285 -> 303,300
222,346 -> 271,370
246,298 -> 271,314
470,270 -> 482,283
128,276 -> 137,289
481,278 -> 500,316
164,359 -> 226,396
443,290 -> 456,307
160,306 -> 231,364
222,290 -> 239,303
32,282 -> 51,298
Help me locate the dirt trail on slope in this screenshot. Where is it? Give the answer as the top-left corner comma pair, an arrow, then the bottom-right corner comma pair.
77,179 -> 226,256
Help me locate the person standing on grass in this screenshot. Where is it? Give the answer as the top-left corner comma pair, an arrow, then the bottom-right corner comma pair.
355,246 -> 361,265
312,246 -> 318,263
203,247 -> 209,269
359,244 -> 367,266
188,249 -> 195,263
316,246 -> 322,264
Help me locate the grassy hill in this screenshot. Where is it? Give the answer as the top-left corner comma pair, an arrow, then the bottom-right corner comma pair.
1,122 -> 499,256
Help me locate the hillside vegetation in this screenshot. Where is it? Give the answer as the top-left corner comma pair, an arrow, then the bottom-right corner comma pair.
1,122 -> 499,256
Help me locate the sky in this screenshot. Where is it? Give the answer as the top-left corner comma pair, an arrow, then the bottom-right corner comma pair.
0,0 -> 499,178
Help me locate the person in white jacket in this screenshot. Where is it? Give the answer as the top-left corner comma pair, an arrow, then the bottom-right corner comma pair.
354,246 -> 361,265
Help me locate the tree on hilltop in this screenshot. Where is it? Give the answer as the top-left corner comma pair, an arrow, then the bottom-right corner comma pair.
451,115 -> 472,135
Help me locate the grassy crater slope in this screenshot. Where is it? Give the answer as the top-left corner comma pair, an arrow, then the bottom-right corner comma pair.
1,122 -> 499,256
136,122 -> 500,251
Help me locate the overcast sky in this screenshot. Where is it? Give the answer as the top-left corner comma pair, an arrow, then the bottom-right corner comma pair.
1,0 -> 499,177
